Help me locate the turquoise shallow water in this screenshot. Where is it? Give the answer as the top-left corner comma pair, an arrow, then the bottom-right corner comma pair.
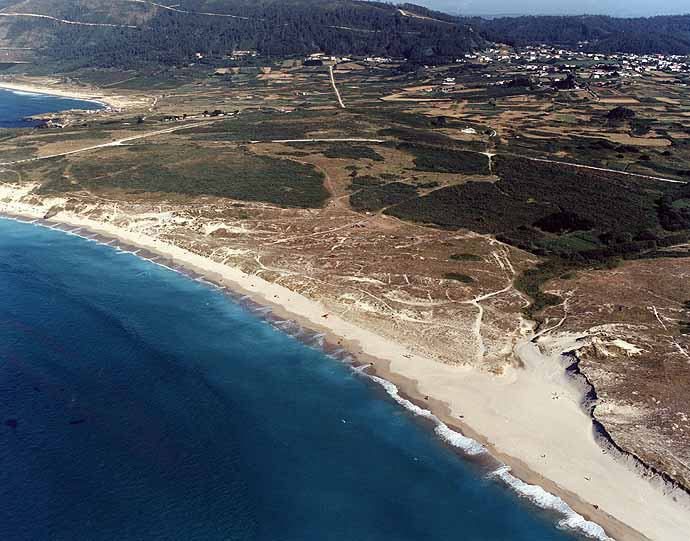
0,87 -> 103,128
0,218 -> 589,540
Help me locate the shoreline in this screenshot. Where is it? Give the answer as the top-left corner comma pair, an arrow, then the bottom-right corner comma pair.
0,210 -> 616,540
1,205 -> 683,540
0,79 -> 142,111
0,82 -> 110,110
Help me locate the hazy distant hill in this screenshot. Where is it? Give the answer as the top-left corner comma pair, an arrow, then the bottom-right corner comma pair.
478,15 -> 690,55
3,1 -> 688,69
0,0 -> 485,68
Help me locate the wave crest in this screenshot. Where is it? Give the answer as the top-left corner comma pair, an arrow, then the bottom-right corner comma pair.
490,466 -> 613,540
369,375 -> 485,456
371,374 -> 612,540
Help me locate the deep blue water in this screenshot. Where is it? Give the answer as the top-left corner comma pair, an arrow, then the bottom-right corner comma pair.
0,219 -> 587,540
0,87 -> 103,128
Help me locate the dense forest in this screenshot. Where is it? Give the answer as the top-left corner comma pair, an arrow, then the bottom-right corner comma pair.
477,15 -> 690,55
2,1 -> 690,67
0,0 -> 485,68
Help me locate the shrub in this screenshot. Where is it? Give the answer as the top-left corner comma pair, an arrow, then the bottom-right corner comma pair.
449,253 -> 482,261
444,273 -> 474,283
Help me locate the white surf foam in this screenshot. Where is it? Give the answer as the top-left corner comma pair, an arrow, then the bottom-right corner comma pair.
310,333 -> 326,348
489,466 -> 613,540
352,363 -> 372,372
369,374 -> 612,540
8,90 -> 44,98
369,375 -> 485,456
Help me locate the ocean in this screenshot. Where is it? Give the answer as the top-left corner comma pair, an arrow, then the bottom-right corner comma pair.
0,90 -> 592,540
0,218 -> 592,541
0,87 -> 103,128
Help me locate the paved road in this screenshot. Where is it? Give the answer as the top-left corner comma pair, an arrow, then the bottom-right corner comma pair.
2,115 -> 683,187
0,122 -> 212,167
523,155 -> 686,184
248,138 -> 384,144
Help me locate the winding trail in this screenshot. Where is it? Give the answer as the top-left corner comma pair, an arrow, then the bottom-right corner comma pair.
397,8 -> 454,25
483,151 -> 495,174
462,283 -> 513,363
1,1 -> 386,34
459,247 -> 517,363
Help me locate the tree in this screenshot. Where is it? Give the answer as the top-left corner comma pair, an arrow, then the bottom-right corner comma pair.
606,106 -> 636,122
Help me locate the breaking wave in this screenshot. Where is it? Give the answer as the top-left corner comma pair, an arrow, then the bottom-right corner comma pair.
370,374 -> 612,540
369,375 -> 485,456
489,466 -> 612,540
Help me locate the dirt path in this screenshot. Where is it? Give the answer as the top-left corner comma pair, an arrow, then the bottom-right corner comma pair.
0,12 -> 136,28
125,0 -> 253,20
0,122 -> 214,166
397,8 -> 454,25
523,155 -> 686,184
248,138 -> 384,144
329,65 -> 346,109
1,2 -> 419,35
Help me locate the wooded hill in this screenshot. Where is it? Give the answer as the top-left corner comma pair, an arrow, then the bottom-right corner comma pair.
2,1 -> 689,68
477,15 -> 690,55
0,0 -> 485,68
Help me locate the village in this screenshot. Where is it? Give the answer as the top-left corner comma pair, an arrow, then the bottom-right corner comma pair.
209,45 -> 690,98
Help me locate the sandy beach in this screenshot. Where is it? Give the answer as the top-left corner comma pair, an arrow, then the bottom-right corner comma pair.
0,77 -> 148,110
0,185 -> 688,541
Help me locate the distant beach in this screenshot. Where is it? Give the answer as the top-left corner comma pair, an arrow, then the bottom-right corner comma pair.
0,78 -> 147,111
0,84 -> 110,109
0,85 -> 105,128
